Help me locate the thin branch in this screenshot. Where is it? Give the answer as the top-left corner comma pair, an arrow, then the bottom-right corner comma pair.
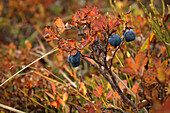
101,107 -> 124,113
109,37 -> 125,69
108,69 -> 137,110
82,57 -> 137,110
103,31 -> 109,68
81,54 -> 103,66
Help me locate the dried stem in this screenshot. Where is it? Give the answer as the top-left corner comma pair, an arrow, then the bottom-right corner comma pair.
81,57 -> 137,111
109,37 -> 124,69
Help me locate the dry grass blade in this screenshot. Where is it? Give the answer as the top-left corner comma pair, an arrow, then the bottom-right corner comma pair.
0,103 -> 25,113
0,48 -> 58,87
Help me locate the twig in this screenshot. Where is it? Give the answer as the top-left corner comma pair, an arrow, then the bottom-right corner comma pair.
101,107 -> 124,113
103,31 -> 109,68
109,37 -> 124,69
82,57 -> 137,110
108,69 -> 137,110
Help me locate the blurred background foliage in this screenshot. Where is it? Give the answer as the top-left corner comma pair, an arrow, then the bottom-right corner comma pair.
0,0 -> 169,112
0,0 -> 169,46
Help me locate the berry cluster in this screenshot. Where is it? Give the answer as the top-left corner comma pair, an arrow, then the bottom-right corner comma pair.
108,30 -> 136,47
68,30 -> 136,67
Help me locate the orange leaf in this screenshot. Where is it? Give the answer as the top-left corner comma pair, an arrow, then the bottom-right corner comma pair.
51,81 -> 56,95
125,58 -> 137,72
120,67 -> 136,75
165,67 -> 170,76
118,80 -> 127,91
63,92 -> 68,102
80,82 -> 87,95
25,40 -> 32,51
45,92 -> 55,100
54,17 -> 65,28
57,97 -> 65,106
112,91 -> 120,98
43,25 -> 57,42
135,52 -> 148,73
106,90 -> 113,99
131,83 -> 139,94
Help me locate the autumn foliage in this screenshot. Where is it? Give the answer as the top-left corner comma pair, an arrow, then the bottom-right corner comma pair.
0,0 -> 170,113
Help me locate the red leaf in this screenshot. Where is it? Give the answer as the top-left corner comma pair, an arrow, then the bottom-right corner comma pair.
91,74 -> 100,79
72,14 -> 77,22
81,8 -> 90,13
34,94 -> 43,101
118,80 -> 127,91
161,97 -> 170,112
126,25 -> 135,29
93,91 -> 101,98
50,101 -> 58,107
131,83 -> 139,94
51,81 -> 56,95
106,90 -> 113,99
98,85 -> 103,95
67,39 -> 76,46
138,100 -> 148,109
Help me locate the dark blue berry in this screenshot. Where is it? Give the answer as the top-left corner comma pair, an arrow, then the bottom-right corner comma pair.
108,34 -> 121,48
68,51 -> 80,67
124,30 -> 136,42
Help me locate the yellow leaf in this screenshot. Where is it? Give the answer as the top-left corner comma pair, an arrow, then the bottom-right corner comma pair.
157,68 -> 166,83
140,33 -> 155,51
63,92 -> 68,102
54,17 -> 65,34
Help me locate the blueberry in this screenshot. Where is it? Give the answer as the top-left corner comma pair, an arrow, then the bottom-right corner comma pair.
68,51 -> 80,67
108,34 -> 121,48
124,30 -> 136,42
